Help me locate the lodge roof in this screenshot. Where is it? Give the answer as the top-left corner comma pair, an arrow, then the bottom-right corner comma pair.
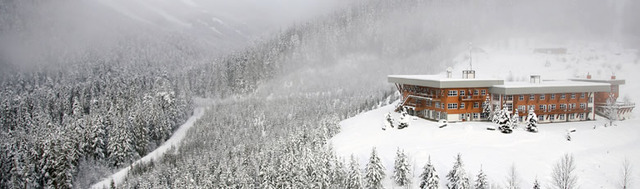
570,78 -> 625,85
489,80 -> 611,95
388,75 -> 504,88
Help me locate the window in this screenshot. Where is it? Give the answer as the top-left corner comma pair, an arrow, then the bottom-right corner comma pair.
474,90 -> 479,95
493,95 -> 500,101
529,94 -> 535,100
481,90 -> 487,95
551,94 -> 556,99
579,113 -> 585,119
474,102 -> 479,108
460,90 -> 465,96
571,93 -> 576,99
473,113 -> 479,119
551,104 -> 556,110
447,103 -> 458,109
460,103 -> 465,109
580,93 -> 585,99
570,113 -> 575,119
561,94 -> 566,99
527,105 -> 535,111
559,114 -> 565,120
518,105 -> 526,112
448,90 -> 458,96
506,95 -> 513,101
519,95 -> 524,100
560,104 -> 567,109
589,97 -> 593,103
506,103 -> 513,111
540,95 -> 545,100
580,103 -> 586,109
441,103 -> 445,109
435,103 -> 440,108
538,115 -> 545,121
571,103 -> 576,109
539,105 -> 546,111
550,115 -> 555,121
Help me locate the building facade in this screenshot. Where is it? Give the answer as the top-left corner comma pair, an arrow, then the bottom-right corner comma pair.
389,70 -> 617,123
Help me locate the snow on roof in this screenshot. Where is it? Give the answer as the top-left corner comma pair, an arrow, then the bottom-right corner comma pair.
388,75 -> 504,88
490,80 -> 611,95
570,78 -> 625,85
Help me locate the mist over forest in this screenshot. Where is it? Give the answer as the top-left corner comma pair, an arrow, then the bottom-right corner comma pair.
1,0 -> 639,188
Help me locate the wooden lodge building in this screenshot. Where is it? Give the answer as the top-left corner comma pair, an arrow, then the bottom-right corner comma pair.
389,69 -> 622,123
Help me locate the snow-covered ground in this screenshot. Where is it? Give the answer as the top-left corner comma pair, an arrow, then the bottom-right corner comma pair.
91,98 -> 211,189
331,40 -> 639,188
331,102 -> 640,188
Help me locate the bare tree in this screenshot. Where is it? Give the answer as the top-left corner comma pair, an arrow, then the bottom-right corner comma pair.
551,154 -> 578,189
506,163 -> 520,189
620,158 -> 632,189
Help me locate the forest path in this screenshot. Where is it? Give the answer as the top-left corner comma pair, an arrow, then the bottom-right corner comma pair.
91,98 -> 212,189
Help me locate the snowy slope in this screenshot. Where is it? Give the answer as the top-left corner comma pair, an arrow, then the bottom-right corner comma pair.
331,41 -> 640,188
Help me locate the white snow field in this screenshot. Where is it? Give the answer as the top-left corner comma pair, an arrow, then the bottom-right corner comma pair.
331,41 -> 639,188
91,98 -> 211,189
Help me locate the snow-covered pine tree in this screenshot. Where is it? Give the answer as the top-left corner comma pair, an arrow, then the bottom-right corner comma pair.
89,114 -> 107,160
446,153 -> 470,189
419,156 -> 439,189
525,108 -> 538,132
364,147 -> 385,189
393,148 -> 412,187
347,155 -> 364,189
482,97 -> 492,120
475,165 -> 488,189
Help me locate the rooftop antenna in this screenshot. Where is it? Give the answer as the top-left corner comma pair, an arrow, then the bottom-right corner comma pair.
469,42 -> 473,70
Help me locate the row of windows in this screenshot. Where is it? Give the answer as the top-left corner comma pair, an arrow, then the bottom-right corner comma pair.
443,102 -> 482,109
511,93 -> 588,101
447,89 -> 487,97
517,103 -> 587,112
530,113 -> 586,121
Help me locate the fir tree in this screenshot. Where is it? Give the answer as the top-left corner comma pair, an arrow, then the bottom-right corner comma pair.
346,155 -> 364,189
475,165 -> 488,189
364,147 -> 386,189
393,148 -> 412,187
446,153 -> 470,189
419,156 -> 439,189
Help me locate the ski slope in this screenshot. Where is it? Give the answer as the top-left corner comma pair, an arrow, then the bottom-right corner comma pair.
331,40 -> 639,188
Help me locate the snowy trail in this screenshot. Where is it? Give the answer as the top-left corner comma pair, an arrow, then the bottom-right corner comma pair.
91,100 -> 209,189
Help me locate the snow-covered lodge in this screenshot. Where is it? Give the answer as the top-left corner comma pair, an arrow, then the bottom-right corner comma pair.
389,69 -> 631,123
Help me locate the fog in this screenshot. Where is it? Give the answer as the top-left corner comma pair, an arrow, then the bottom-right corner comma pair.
0,0 -> 639,71
0,0 -> 351,71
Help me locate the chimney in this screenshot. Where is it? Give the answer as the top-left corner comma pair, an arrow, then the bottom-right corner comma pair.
611,74 -> 616,80
530,75 -> 541,83
446,67 -> 453,78
586,72 -> 591,79
462,70 -> 475,79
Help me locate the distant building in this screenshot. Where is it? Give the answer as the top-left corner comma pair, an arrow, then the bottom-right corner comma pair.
388,70 -> 629,123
